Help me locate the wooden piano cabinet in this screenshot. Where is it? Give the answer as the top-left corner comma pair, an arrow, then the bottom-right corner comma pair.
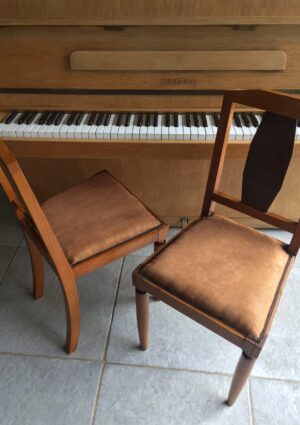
1,0 -> 300,228
0,25 -> 300,90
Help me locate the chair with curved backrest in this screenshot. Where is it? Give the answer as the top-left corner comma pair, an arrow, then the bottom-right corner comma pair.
133,89 -> 300,405
0,141 -> 168,353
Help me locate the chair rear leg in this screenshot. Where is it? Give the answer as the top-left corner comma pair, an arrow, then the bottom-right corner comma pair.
24,232 -> 44,300
154,240 -> 166,252
226,351 -> 256,406
136,289 -> 149,350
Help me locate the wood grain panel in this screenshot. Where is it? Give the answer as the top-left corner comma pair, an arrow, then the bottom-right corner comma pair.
1,0 -> 300,25
0,25 -> 298,90
70,50 -> 286,71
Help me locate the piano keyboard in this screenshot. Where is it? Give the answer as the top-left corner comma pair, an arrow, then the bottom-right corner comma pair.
1,111 -> 300,141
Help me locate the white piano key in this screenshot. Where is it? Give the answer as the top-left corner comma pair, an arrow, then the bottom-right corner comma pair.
110,114 -> 120,139
117,114 -> 127,139
132,115 -> 140,140
103,114 -> 115,139
161,115 -> 169,140
238,114 -> 251,140
24,113 -> 42,137
168,115 -> 177,140
79,114 -> 90,139
203,114 -> 214,140
182,115 -> 191,140
147,115 -> 156,140
94,114 -> 106,139
175,115 -> 184,140
125,114 -> 135,139
208,114 -> 217,137
15,122 -> 29,138
59,114 -> 71,138
5,113 -> 23,137
154,114 -> 163,140
139,114 -> 147,140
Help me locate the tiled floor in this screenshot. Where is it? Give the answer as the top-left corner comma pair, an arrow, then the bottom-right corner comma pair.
0,190 -> 299,425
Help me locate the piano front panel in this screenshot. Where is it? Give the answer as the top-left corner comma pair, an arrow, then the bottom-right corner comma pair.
2,0 -> 300,26
1,25 -> 300,90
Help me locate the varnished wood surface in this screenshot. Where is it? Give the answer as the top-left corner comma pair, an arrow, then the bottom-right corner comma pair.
1,25 -> 300,90
70,50 -> 286,71
1,0 -> 300,25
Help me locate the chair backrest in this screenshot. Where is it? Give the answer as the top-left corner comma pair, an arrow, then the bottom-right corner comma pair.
0,140 -> 72,275
201,89 -> 300,256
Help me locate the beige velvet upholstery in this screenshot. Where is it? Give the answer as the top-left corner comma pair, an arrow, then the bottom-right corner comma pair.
42,171 -> 161,265
140,215 -> 290,339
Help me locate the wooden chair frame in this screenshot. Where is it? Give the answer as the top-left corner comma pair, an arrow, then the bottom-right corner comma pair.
0,140 -> 168,353
133,89 -> 300,405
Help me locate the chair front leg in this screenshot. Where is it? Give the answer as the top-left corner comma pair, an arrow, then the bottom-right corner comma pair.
226,351 -> 256,406
24,232 -> 44,300
136,289 -> 149,350
58,273 -> 80,354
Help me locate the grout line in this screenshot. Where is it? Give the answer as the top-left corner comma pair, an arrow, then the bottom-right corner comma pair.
102,256 -> 125,361
90,257 -> 125,425
249,378 -> 256,425
90,363 -> 106,425
105,359 -> 234,377
0,350 -> 104,363
0,235 -> 23,285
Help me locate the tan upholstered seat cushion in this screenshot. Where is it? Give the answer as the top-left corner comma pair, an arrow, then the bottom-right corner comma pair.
42,171 -> 162,265
139,215 -> 290,339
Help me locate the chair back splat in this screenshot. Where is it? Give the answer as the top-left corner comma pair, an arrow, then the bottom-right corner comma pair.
242,111 -> 296,212
201,90 -> 300,256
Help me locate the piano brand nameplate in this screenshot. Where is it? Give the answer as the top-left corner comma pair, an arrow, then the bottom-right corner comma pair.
70,50 -> 286,71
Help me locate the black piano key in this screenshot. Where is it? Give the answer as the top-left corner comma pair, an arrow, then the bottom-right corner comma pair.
185,113 -> 191,127
137,113 -> 143,127
75,112 -> 84,125
234,113 -> 242,127
213,113 -> 220,127
145,114 -> 151,127
38,112 -> 46,125
24,111 -> 37,125
54,112 -> 64,126
46,111 -> 57,125
4,111 -> 18,124
116,113 -> 123,126
18,112 -> 30,125
242,112 -> 251,127
201,113 -> 208,127
153,113 -> 158,127
165,113 -> 170,127
67,112 -> 77,126
193,113 -> 200,127
88,112 -> 97,126
173,113 -> 179,127
95,113 -> 104,126
103,113 -> 111,126
250,113 -> 259,127
124,114 -> 131,127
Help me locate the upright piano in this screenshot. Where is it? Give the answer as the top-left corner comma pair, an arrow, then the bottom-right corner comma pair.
1,0 -> 300,227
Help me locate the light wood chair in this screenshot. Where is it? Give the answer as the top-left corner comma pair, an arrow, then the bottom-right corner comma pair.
0,141 -> 168,353
133,89 -> 300,405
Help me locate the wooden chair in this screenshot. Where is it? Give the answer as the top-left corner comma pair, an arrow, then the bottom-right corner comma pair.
133,89 -> 300,405
0,141 -> 168,353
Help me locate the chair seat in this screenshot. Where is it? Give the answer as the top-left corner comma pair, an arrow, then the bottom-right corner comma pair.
42,171 -> 162,265
138,215 -> 290,339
